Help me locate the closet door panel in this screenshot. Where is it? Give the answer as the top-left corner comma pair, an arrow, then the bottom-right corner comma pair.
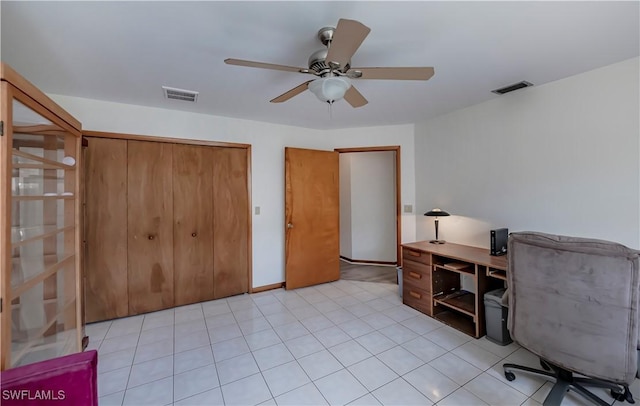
85,137 -> 128,322
127,140 -> 174,314
212,147 -> 249,298
173,144 -> 215,306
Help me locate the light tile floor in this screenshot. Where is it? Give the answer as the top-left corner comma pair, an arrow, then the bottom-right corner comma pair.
90,280 -> 636,405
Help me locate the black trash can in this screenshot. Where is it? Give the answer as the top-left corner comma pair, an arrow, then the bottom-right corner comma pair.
484,288 -> 513,345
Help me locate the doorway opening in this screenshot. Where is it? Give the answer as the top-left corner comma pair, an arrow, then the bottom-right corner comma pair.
335,146 -> 401,283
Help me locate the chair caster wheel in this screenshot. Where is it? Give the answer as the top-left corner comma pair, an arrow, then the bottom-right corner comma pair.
612,389 -> 626,402
504,371 -> 516,381
611,386 -> 635,404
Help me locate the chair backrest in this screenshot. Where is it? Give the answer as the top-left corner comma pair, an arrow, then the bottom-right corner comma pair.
507,231 -> 640,384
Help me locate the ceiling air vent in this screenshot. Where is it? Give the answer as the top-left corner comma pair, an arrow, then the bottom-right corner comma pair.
162,86 -> 199,102
491,81 -> 533,95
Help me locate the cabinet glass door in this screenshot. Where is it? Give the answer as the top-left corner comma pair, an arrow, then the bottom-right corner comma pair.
8,99 -> 79,367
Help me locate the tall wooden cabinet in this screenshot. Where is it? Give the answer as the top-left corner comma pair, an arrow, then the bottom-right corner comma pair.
0,64 -> 85,370
84,136 -> 250,322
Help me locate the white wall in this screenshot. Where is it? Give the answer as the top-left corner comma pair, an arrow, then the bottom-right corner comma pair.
50,94 -> 417,287
415,57 -> 640,249
340,151 -> 396,262
339,154 -> 353,258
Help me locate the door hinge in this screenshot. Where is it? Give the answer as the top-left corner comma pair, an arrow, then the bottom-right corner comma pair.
0,298 -> 3,312
0,120 -> 4,136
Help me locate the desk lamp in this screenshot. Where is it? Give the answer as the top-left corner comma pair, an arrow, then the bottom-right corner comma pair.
424,208 -> 450,244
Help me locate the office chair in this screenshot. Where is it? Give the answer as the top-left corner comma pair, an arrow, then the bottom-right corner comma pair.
503,232 -> 640,406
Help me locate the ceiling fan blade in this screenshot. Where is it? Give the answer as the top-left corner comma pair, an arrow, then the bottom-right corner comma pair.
270,81 -> 313,103
325,19 -> 371,70
344,86 -> 368,108
349,67 -> 435,81
225,58 -> 308,74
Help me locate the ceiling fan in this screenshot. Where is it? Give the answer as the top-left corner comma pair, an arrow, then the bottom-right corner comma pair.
225,19 -> 435,108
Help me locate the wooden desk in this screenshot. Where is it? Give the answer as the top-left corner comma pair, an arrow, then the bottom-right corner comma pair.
401,241 -> 507,338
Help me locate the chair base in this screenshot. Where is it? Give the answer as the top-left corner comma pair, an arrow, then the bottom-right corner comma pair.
503,360 -> 634,406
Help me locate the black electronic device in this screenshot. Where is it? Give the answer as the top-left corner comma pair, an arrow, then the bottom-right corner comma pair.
490,228 -> 508,256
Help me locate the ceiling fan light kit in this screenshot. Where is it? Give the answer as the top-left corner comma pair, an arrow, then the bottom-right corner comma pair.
225,18 -> 435,108
308,76 -> 351,104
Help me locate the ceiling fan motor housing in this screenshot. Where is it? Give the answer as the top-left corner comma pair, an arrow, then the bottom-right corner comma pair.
308,49 -> 350,75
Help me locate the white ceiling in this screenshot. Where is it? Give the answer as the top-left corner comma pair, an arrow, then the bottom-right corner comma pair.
1,1 -> 638,130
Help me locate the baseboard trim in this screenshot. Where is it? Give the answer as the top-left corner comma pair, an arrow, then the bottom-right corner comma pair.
340,256 -> 397,267
250,282 -> 284,294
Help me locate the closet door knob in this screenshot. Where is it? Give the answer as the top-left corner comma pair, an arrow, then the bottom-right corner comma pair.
148,235 -> 154,240
287,223 -> 294,229
191,232 -> 197,237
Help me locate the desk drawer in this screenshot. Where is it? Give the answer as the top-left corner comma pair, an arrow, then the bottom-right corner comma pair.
403,248 -> 431,265
403,285 -> 432,316
403,260 -> 431,292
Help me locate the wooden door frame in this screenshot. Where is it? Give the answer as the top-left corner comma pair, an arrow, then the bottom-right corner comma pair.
83,130 -> 253,294
334,146 -> 402,266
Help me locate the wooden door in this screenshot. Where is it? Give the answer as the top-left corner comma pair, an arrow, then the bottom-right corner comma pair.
212,147 -> 249,298
285,147 -> 340,289
127,140 -> 174,314
84,137 -> 128,322
173,144 -> 215,306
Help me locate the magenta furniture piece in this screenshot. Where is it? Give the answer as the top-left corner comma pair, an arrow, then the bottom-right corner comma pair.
0,350 -> 97,406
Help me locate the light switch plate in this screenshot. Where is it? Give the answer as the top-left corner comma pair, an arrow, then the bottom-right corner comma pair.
255,206 -> 260,215
404,205 -> 413,213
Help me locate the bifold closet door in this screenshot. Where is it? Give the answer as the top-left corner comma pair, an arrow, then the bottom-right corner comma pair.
212,147 -> 249,298
173,144 -> 215,306
127,140 -> 174,314
84,138 -> 128,323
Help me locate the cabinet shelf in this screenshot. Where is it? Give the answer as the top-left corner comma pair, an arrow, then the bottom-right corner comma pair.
12,225 -> 74,247
12,149 -> 75,170
433,290 -> 476,319
11,254 -> 75,299
11,298 -> 59,309
12,195 -> 74,201
11,297 -> 77,366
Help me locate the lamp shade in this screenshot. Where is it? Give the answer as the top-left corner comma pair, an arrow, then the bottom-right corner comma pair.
424,208 -> 450,217
308,76 -> 351,104
425,208 -> 450,244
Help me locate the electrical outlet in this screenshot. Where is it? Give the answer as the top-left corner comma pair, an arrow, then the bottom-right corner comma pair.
255,206 -> 260,215
404,205 -> 413,213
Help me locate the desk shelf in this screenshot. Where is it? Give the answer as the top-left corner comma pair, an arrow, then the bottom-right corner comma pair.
434,263 -> 475,276
433,290 -> 476,319
434,310 -> 476,337
487,268 -> 507,281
